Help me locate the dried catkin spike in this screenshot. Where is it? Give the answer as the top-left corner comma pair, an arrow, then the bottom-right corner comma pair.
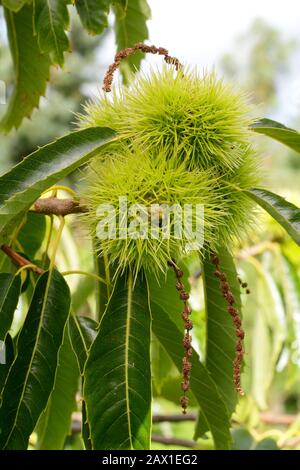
211,252 -> 245,396
102,43 -> 182,93
168,259 -> 193,413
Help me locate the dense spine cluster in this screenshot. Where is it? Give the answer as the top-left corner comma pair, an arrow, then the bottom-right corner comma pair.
211,253 -> 245,396
168,260 -> 193,414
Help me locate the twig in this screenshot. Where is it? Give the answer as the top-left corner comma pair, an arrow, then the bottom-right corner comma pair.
151,434 -> 197,449
33,197 -> 87,216
103,43 -> 182,92
280,436 -> 300,449
153,413 -> 197,423
0,244 -> 44,275
260,412 -> 298,426
237,241 -> 277,260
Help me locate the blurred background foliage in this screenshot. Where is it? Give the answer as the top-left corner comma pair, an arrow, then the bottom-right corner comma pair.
1,3 -> 300,451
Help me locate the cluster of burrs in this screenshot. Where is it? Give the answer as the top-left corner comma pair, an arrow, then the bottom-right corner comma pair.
168,259 -> 193,414
211,253 -> 245,396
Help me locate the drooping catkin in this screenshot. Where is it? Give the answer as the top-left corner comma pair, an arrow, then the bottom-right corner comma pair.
211,253 -> 245,396
168,260 -> 193,413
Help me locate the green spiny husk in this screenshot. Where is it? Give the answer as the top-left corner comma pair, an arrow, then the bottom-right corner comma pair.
79,66 -> 261,277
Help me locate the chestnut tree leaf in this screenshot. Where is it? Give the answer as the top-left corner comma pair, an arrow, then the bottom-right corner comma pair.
1,5 -> 51,132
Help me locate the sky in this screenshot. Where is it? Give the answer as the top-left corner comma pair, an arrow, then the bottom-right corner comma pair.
145,0 -> 300,123
95,0 -> 300,124
1,1 -> 299,123
148,0 -> 299,67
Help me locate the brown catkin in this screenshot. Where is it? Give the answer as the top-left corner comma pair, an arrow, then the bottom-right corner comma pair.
211,252 -> 245,396
103,43 -> 182,92
168,259 -> 192,413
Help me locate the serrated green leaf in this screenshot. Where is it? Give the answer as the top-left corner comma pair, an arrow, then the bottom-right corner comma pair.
158,376 -> 197,407
69,315 -> 97,450
151,337 -> 174,395
114,0 -> 128,10
280,255 -> 300,357
2,1 -> 31,12
0,251 -> 12,274
18,213 -> 46,259
69,315 -> 97,374
147,266 -> 189,331
148,267 -> 189,394
94,254 -> 110,320
202,248 -> 240,415
251,118 -> 300,154
34,0 -> 70,66
0,273 -> 21,341
1,5 -> 51,132
75,0 -> 110,36
246,188 -> 300,246
84,271 -> 152,450
150,288 -> 232,450
0,127 -> 116,244
113,0 -> 151,81
251,296 -> 270,410
251,268 -> 286,409
0,270 -> 71,449
36,326 -> 79,450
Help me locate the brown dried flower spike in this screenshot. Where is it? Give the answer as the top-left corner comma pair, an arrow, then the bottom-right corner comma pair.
168,259 -> 193,414
103,43 -> 182,93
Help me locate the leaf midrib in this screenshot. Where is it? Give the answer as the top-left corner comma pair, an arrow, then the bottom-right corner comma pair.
45,0 -> 60,59
125,272 -> 133,450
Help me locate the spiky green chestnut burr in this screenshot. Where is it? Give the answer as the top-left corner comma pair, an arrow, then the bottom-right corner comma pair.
81,146 -> 227,278
80,63 -> 261,276
81,67 -> 257,171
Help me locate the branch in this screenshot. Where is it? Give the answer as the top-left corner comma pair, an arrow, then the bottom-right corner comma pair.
153,413 -> 197,423
0,244 -> 44,275
260,412 -> 297,426
151,434 -> 197,448
280,436 -> 300,449
237,241 -> 277,260
33,197 -> 87,216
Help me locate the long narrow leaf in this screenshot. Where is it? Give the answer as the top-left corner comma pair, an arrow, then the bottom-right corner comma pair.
75,0 -> 110,35
113,0 -> 151,80
69,315 -> 98,450
152,304 -> 232,449
35,327 -> 79,450
0,127 -> 116,243
150,292 -> 232,450
34,0 -> 69,66
0,270 -> 71,449
0,334 -> 14,393
246,188 -> 300,245
1,5 -> 51,132
69,315 -> 97,374
0,273 -> 21,341
251,119 -> 300,154
84,271 -> 152,450
202,247 -> 240,415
